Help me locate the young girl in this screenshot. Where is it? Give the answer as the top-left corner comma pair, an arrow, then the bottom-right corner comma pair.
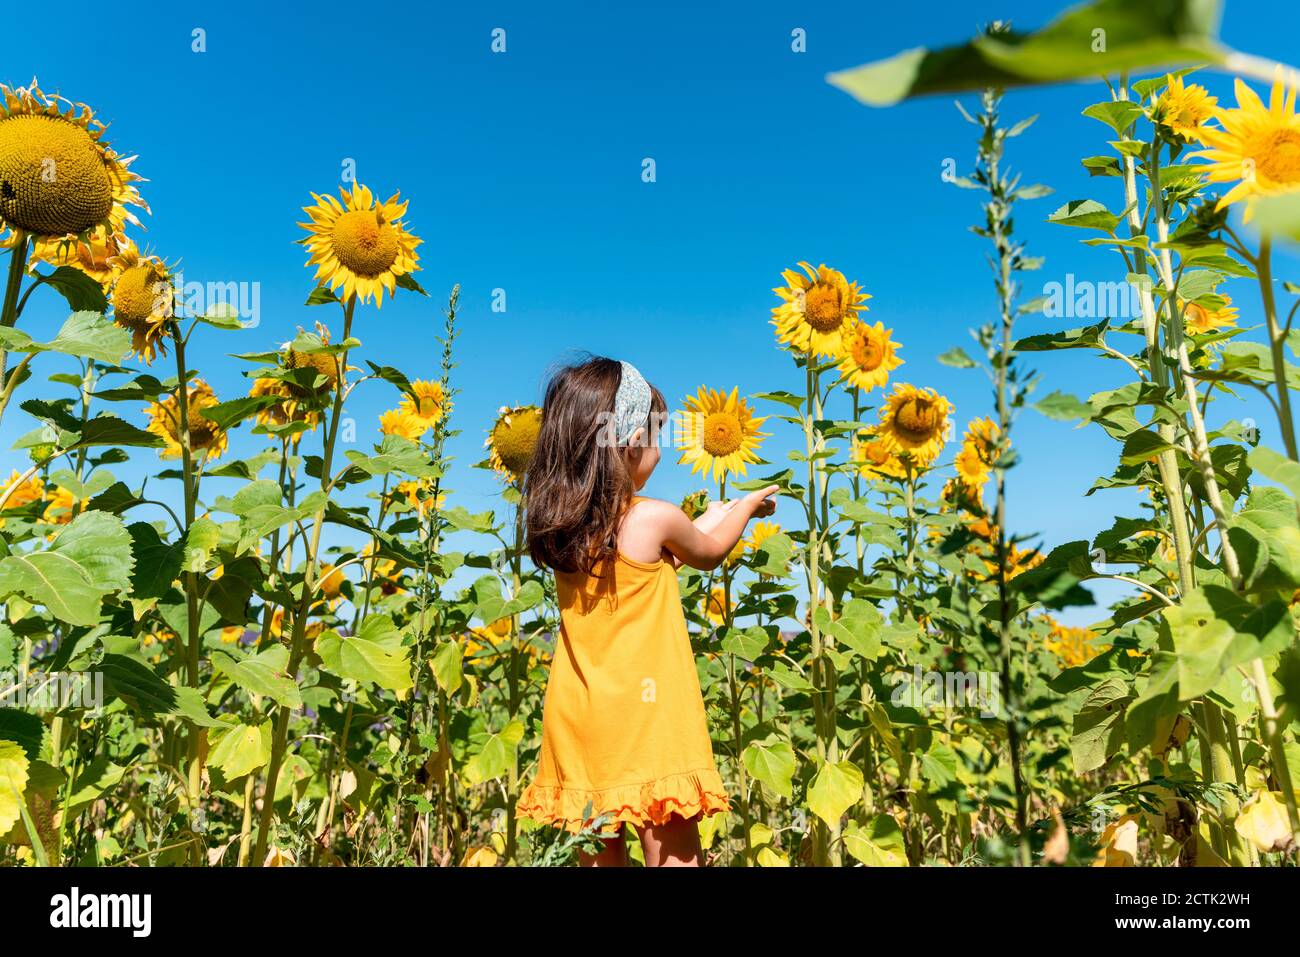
517,356 -> 777,867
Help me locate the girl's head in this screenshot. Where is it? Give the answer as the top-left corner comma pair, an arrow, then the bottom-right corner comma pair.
524,355 -> 667,573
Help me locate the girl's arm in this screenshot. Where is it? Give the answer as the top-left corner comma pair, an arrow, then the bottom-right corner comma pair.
625,486 -> 778,571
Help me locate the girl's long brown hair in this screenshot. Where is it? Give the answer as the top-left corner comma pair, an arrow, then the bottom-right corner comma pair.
524,356 -> 666,575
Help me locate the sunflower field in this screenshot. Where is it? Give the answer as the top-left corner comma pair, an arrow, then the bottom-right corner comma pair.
3,0 -> 1300,870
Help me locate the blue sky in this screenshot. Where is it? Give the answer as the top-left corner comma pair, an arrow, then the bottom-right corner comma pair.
5,0 -> 1300,623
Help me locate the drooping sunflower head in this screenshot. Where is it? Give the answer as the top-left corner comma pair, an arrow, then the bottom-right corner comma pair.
486,405 -> 543,482
284,324 -> 341,395
852,427 -> 907,480
1180,294 -> 1239,334
298,184 -> 421,306
0,81 -> 147,240
248,376 -> 320,443
145,379 -> 229,460
877,384 -> 952,466
676,386 -> 768,482
401,379 -> 449,429
954,417 -> 1000,490
941,477 -> 986,517
108,243 -> 174,363
379,407 -> 428,442
1154,74 -> 1218,142
772,262 -> 870,358
1193,68 -> 1300,216
836,320 -> 902,392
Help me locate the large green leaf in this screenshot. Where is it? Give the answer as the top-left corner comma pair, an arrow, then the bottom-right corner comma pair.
0,511 -> 133,626
0,740 -> 30,835
315,614 -> 413,694
806,759 -> 863,826
1164,586 -> 1293,699
843,815 -> 909,866
464,720 -> 524,785
100,654 -> 178,717
743,740 -> 796,800
212,645 -> 302,708
209,720 -> 272,779
828,0 -> 1227,107
1071,676 -> 1131,774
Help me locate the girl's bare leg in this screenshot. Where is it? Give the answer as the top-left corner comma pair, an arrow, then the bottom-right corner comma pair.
579,833 -> 628,867
637,816 -> 703,867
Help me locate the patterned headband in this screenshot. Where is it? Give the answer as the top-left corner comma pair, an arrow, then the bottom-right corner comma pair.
613,360 -> 652,446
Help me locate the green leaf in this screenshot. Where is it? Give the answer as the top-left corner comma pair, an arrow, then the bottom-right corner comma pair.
430,639 -> 464,695
209,720 -> 273,779
742,740 -> 796,800
1071,676 -> 1131,774
806,759 -> 863,826
826,0 -> 1225,107
0,511 -> 134,627
937,346 -> 978,369
44,267 -> 109,313
843,815 -> 908,866
1164,586 -> 1293,700
1033,390 -> 1092,422
315,615 -> 413,694
1248,446 -> 1300,499
100,654 -> 178,717
720,625 -> 769,661
0,740 -> 30,835
212,645 -> 302,708
1014,319 -> 1110,352
1048,199 -> 1121,232
127,522 -> 184,600
464,720 -> 524,784
1082,100 -> 1145,134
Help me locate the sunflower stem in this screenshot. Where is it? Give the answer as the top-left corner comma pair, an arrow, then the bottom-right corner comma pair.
0,231 -> 31,427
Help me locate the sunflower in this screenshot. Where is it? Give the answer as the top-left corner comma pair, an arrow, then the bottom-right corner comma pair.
1180,294 -> 1239,334
1193,69 -> 1300,215
876,384 -> 952,466
248,376 -> 320,442
401,379 -> 449,430
220,626 -> 246,644
703,586 -> 728,625
285,324 -> 342,394
676,387 -> 768,482
747,520 -> 788,579
1154,75 -> 1217,142
298,184 -> 421,306
28,223 -> 127,288
145,379 -> 229,460
837,321 -> 902,392
108,244 -> 174,363
0,81 -> 147,241
486,405 -> 543,482
954,417 -> 1000,490
42,485 -> 85,525
680,489 -> 710,520
772,262 -> 870,358
391,478 -> 444,519
319,563 -> 345,602
379,407 -> 427,442
852,427 -> 907,480
0,470 -> 44,510
1044,620 -> 1104,668
941,477 -> 985,516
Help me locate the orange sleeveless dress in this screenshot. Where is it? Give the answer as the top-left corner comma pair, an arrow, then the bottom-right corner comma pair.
517,536 -> 729,833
